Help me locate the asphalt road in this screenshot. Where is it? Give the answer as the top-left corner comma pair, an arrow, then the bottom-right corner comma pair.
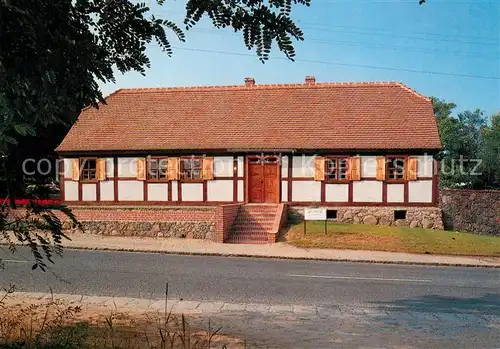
1,247 -> 500,310
2,247 -> 500,348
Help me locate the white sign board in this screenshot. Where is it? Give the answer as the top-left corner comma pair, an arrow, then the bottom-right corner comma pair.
304,208 -> 327,221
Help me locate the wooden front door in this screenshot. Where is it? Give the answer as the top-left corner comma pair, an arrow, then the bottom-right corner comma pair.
248,156 -> 280,203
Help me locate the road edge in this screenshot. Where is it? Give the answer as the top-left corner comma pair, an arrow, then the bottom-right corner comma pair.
61,245 -> 500,268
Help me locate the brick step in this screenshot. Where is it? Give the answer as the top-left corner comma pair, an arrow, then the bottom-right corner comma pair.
230,231 -> 270,236
236,216 -> 276,221
232,220 -> 274,226
226,240 -> 269,244
238,210 -> 277,215
231,227 -> 273,234
240,206 -> 278,211
237,213 -> 277,219
226,236 -> 269,243
234,214 -> 276,220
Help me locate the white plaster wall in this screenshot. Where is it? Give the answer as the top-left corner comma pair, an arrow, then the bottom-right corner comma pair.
207,180 -> 233,201
387,184 -> 404,203
82,183 -> 96,201
281,181 -> 288,202
237,157 -> 244,177
417,155 -> 434,178
353,181 -> 383,202
409,180 -> 433,203
171,181 -> 178,201
148,183 -> 168,201
361,156 -> 377,178
63,159 -> 73,178
292,156 -> 315,178
214,156 -> 233,177
292,181 -> 321,202
237,180 -> 244,202
281,156 -> 288,178
64,181 -> 78,201
100,181 -> 114,201
325,184 -> 349,202
181,183 -> 203,201
105,158 -> 114,178
118,180 -> 143,201
117,158 -> 137,178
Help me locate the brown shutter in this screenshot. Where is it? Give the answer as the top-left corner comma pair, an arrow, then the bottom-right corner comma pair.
376,156 -> 386,181
71,159 -> 80,180
349,156 -> 361,181
202,157 -> 214,180
314,156 -> 325,181
407,157 -> 418,181
136,158 -> 146,180
97,158 -> 107,181
167,157 -> 180,180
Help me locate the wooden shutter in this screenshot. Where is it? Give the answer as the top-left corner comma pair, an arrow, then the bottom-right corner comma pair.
167,157 -> 180,180
97,158 -> 107,181
349,156 -> 361,181
314,156 -> 325,181
376,156 -> 386,181
71,159 -> 80,180
407,157 -> 418,181
202,157 -> 214,180
136,158 -> 146,180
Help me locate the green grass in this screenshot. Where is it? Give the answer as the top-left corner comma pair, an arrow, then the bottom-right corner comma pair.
285,221 -> 500,256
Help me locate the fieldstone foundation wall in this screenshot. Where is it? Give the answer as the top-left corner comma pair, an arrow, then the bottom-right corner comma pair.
60,206 -> 218,240
288,206 -> 444,229
439,189 -> 500,235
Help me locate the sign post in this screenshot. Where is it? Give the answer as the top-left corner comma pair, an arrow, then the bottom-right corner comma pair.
304,208 -> 327,235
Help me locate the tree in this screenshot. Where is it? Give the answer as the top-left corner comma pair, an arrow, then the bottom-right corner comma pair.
432,98 -> 498,189
480,113 -> 500,188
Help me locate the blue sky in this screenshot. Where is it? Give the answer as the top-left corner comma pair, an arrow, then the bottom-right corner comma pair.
100,0 -> 500,117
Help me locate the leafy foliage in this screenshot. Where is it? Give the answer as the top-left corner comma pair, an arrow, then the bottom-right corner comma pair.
1,202 -> 81,271
184,0 -> 310,61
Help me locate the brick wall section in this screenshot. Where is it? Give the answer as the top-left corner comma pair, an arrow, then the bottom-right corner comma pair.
439,189 -> 500,235
268,203 -> 287,243
55,207 -> 216,222
215,204 -> 241,243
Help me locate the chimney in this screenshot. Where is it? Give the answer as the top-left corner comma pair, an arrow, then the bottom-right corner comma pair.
305,76 -> 316,85
244,77 -> 255,87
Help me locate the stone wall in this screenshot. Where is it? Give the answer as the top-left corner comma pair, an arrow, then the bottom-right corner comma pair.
439,189 -> 500,235
60,206 -> 218,240
288,206 -> 444,229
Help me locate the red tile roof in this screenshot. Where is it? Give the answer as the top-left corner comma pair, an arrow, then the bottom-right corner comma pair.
56,81 -> 442,152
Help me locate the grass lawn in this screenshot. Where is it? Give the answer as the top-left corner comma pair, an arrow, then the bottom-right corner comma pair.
284,221 -> 500,257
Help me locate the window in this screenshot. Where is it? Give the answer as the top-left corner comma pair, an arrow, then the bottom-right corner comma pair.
148,158 -> 168,180
387,157 -> 406,181
394,210 -> 407,220
181,157 -> 202,180
80,159 -> 97,181
325,157 -> 349,181
326,209 -> 338,219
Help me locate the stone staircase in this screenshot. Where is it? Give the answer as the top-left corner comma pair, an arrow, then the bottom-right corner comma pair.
226,204 -> 281,244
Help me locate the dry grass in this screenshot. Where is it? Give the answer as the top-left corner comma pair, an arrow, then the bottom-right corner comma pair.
0,286 -> 244,349
285,221 -> 500,256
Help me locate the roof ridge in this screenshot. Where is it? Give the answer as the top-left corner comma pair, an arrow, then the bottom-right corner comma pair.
114,81 -> 408,94
393,82 -> 430,101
